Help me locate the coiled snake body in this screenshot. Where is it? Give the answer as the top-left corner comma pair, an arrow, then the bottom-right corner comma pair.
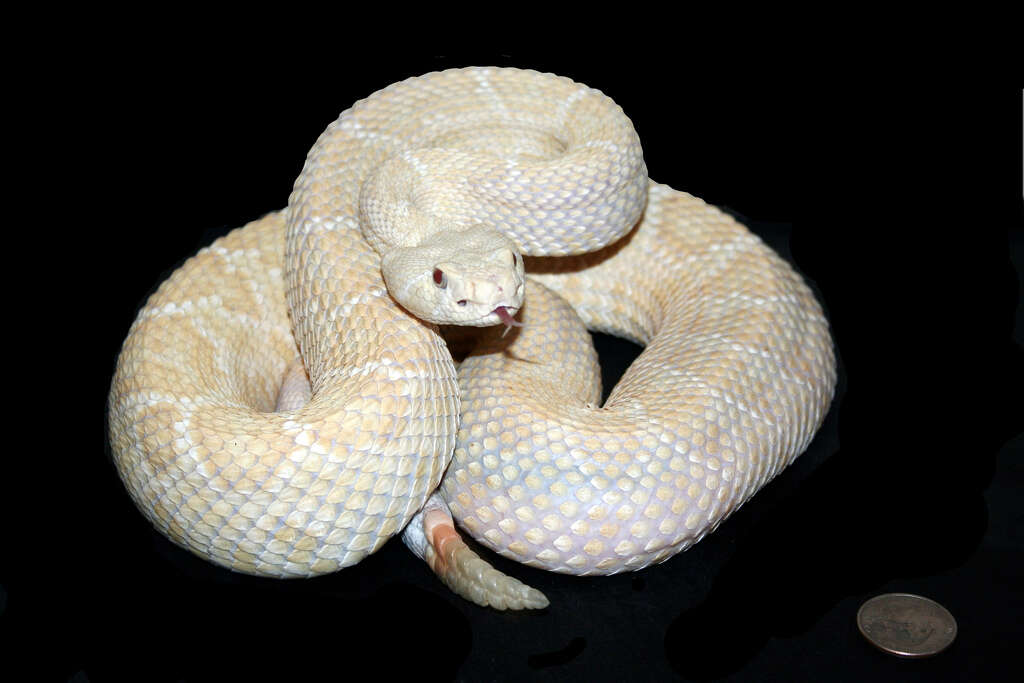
108,68 -> 835,608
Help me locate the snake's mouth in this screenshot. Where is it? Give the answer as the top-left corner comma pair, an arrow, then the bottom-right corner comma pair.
464,304 -> 520,326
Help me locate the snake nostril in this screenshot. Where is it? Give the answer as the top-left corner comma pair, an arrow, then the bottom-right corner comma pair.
457,299 -> 467,306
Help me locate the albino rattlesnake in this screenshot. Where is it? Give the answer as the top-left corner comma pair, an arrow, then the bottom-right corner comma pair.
108,68 -> 835,609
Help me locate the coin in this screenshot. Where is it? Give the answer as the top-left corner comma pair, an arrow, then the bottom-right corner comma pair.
857,593 -> 957,658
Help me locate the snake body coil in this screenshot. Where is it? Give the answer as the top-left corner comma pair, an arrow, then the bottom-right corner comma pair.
108,68 -> 835,595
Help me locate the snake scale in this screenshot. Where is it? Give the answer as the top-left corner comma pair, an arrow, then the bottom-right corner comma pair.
108,67 -> 835,609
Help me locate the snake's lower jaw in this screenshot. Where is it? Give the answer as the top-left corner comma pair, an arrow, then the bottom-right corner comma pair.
457,309 -> 521,328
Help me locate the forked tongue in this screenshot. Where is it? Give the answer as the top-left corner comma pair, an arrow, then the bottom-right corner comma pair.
494,306 -> 523,337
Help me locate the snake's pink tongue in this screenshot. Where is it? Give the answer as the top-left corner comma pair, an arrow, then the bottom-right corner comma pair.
494,306 -> 523,330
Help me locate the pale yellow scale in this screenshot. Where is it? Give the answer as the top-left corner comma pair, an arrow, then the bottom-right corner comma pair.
444,184 -> 835,575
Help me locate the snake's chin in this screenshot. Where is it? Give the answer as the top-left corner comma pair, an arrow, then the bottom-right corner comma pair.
446,304 -> 521,328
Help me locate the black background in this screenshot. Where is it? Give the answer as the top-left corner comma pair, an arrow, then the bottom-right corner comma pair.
8,41 -> 1022,681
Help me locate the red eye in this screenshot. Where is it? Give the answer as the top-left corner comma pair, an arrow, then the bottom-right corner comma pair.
433,268 -> 446,288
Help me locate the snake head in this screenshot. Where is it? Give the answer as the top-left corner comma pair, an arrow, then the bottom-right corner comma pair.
381,224 -> 526,326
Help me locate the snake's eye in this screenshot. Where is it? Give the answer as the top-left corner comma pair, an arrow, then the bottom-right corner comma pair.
457,299 -> 467,306
512,252 -> 518,268
433,268 -> 447,288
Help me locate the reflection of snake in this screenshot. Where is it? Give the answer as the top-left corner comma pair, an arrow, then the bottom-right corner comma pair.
108,68 -> 835,609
